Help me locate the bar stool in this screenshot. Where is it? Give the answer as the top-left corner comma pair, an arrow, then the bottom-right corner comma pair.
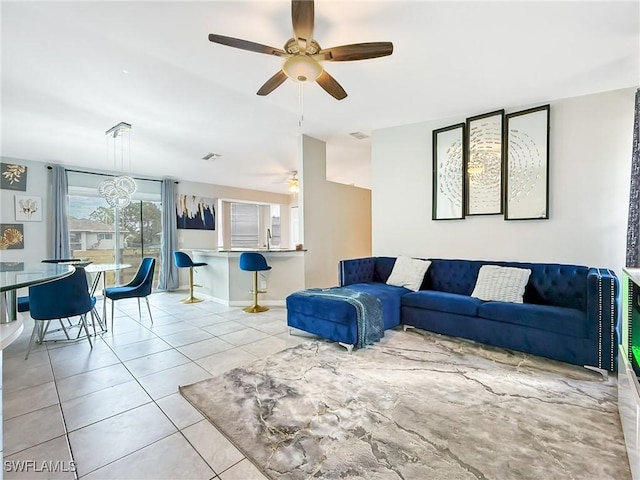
239,252 -> 271,313
173,251 -> 207,304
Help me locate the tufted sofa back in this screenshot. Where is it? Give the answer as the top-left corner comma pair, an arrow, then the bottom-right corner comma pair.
341,256 -> 589,312
423,259 -> 589,312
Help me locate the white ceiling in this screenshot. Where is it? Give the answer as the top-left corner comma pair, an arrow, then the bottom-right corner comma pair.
1,1 -> 638,194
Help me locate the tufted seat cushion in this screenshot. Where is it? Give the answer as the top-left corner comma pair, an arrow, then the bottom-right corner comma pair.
402,290 -> 483,316
477,302 -> 587,338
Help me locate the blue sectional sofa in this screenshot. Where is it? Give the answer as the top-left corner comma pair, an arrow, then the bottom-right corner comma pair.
288,257 -> 619,372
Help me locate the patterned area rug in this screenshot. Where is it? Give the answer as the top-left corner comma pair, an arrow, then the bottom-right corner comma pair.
180,329 -> 630,479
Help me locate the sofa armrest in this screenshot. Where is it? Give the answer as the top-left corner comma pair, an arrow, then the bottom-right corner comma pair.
339,258 -> 376,287
587,268 -> 619,371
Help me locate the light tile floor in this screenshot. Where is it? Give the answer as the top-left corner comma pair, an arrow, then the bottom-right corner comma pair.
3,292 -> 312,479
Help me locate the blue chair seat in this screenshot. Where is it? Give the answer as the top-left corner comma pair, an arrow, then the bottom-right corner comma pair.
17,296 -> 30,312
173,251 -> 207,304
104,285 -> 143,300
104,258 -> 155,328
239,252 -> 272,272
26,267 -> 95,359
239,252 -> 271,313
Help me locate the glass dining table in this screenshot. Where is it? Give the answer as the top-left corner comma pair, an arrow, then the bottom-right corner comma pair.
84,263 -> 132,330
0,262 -> 75,324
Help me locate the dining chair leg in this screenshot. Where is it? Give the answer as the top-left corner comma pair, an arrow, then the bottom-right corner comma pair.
89,309 -> 97,336
58,319 -> 71,340
39,320 -> 51,343
25,323 -> 39,360
111,298 -> 115,331
93,307 -> 105,331
79,314 -> 93,349
145,297 -> 153,324
137,298 -> 141,320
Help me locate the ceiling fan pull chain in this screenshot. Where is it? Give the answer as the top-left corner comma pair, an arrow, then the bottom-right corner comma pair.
298,82 -> 304,128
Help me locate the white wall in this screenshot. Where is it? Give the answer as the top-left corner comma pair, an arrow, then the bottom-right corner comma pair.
300,135 -> 372,288
372,87 -> 636,271
0,157 -> 50,263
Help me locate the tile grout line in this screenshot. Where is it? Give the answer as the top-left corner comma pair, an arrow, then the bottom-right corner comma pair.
75,310 -> 221,478
45,339 -> 80,480
4,300 -> 286,478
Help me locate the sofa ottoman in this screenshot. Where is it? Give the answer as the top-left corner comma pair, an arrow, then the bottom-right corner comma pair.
286,283 -> 408,350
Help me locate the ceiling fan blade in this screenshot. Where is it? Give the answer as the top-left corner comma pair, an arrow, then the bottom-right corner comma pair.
292,0 -> 314,51
316,70 -> 347,100
208,34 -> 286,57
257,70 -> 288,96
319,42 -> 393,62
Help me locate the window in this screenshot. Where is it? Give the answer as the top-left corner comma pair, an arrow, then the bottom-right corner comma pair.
230,203 -> 260,247
270,205 -> 281,247
70,232 -> 83,252
291,206 -> 299,245
67,171 -> 162,285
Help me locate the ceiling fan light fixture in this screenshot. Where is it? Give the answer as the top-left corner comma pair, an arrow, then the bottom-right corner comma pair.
282,55 -> 322,82
288,171 -> 300,193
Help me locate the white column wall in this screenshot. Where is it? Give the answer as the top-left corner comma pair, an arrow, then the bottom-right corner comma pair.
300,135 -> 372,288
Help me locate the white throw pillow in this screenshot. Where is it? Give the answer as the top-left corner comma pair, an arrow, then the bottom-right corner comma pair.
471,265 -> 532,303
386,256 -> 431,292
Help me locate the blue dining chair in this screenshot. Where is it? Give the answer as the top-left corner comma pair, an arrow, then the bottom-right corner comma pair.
104,257 -> 155,329
239,252 -> 271,313
26,267 -> 95,359
16,259 -> 86,314
173,251 -> 207,304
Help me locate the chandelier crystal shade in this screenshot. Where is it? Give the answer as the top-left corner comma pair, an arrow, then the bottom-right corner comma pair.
99,122 -> 137,209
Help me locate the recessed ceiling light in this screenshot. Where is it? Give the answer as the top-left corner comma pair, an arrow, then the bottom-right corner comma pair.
202,153 -> 222,161
122,69 -> 129,74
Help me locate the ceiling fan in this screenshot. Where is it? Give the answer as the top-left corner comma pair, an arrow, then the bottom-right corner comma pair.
208,0 -> 393,100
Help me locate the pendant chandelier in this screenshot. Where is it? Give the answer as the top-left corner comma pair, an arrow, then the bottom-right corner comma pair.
99,122 -> 137,209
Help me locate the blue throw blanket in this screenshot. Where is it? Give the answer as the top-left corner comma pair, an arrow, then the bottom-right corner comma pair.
295,287 -> 384,348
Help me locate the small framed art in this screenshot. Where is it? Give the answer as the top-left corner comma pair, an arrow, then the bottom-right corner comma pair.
15,195 -> 42,221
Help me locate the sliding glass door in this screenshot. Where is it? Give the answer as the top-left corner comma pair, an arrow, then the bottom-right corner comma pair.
67,172 -> 162,286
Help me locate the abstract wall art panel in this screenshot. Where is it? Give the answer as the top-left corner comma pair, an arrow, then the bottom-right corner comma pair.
505,105 -> 550,220
432,123 -> 465,220
465,110 -> 504,215
176,195 -> 216,230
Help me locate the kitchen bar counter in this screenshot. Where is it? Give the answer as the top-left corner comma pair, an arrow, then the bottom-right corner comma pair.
189,249 -> 305,306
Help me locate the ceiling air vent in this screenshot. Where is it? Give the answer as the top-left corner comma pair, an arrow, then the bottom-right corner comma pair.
349,132 -> 370,140
202,153 -> 222,161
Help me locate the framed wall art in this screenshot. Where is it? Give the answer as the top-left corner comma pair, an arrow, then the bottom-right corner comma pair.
176,195 -> 216,230
465,110 -> 504,215
0,224 -> 24,250
15,195 -> 42,221
504,105 -> 550,220
432,123 -> 465,220
1,163 -> 27,191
